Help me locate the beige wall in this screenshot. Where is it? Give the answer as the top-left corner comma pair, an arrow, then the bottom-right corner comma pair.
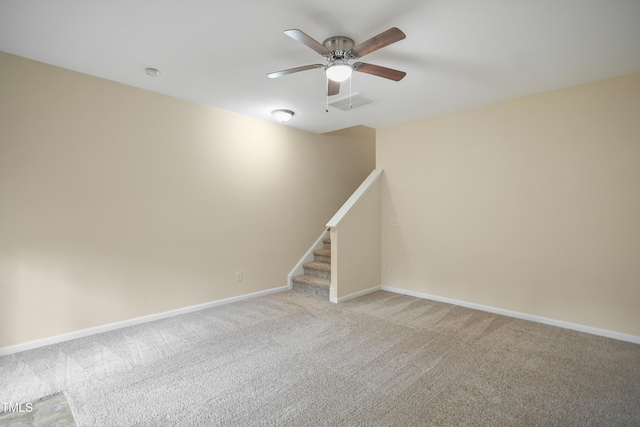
378,72 -> 640,337
0,52 -> 375,347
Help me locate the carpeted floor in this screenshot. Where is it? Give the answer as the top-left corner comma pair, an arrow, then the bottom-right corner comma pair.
1,290 -> 639,426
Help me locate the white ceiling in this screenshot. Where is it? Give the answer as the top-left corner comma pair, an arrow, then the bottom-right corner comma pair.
2,0 -> 640,134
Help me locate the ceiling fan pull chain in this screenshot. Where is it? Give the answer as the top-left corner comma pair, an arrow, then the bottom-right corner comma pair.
326,75 -> 329,113
349,74 -> 353,109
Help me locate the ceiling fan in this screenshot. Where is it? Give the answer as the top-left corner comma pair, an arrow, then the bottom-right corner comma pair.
267,27 -> 407,96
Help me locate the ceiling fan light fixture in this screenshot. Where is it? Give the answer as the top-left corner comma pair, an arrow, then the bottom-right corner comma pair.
272,109 -> 295,123
325,62 -> 353,82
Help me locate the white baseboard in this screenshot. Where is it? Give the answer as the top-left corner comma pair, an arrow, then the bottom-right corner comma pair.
0,286 -> 289,356
381,286 -> 640,345
331,285 -> 382,304
5,284 -> 636,356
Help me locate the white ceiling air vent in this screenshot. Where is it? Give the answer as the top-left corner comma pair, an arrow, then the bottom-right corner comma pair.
327,93 -> 377,111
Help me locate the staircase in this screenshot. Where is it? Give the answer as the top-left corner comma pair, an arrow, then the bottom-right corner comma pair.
291,236 -> 331,298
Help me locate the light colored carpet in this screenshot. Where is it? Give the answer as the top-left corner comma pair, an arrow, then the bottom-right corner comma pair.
1,290 -> 639,426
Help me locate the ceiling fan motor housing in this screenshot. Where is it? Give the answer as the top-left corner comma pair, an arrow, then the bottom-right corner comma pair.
323,36 -> 355,61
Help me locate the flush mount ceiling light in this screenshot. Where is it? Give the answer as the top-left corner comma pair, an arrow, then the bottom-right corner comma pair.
145,67 -> 161,77
272,109 -> 294,123
325,62 -> 353,82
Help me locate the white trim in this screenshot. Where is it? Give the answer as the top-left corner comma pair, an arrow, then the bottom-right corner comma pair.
326,169 -> 383,229
0,286 -> 289,356
331,285 -> 381,304
287,230 -> 329,289
381,286 -> 640,345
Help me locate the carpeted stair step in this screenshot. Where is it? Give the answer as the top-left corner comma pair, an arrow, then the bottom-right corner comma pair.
303,261 -> 331,280
313,249 -> 331,264
292,235 -> 331,299
291,275 -> 330,298
323,236 -> 331,250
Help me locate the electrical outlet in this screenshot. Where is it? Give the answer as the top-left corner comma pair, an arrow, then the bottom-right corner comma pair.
389,266 -> 394,274
390,218 -> 400,227
236,271 -> 243,282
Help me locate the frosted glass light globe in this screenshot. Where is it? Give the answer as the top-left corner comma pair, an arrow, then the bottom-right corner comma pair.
325,63 -> 352,82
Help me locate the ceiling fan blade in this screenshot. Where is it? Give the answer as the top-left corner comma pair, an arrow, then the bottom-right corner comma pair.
267,64 -> 324,79
284,29 -> 331,56
353,62 -> 406,81
350,27 -> 406,58
327,79 -> 340,96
